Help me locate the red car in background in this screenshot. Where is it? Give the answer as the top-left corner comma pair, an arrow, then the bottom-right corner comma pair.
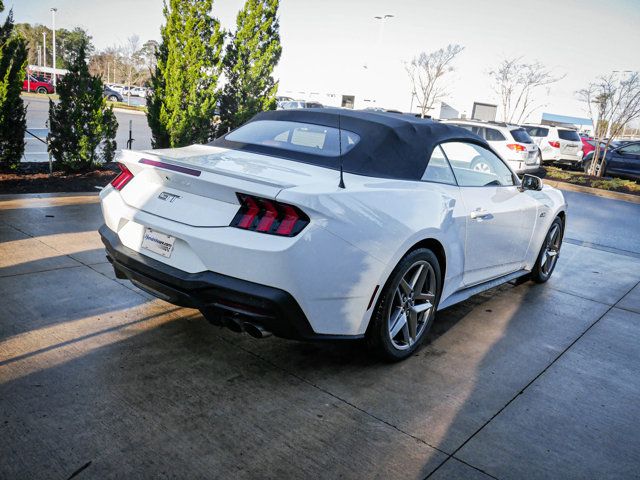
581,137 -> 604,157
22,75 -> 54,94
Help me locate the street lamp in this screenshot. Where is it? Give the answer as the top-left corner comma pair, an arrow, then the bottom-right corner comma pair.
51,8 -> 57,93
42,32 -> 46,68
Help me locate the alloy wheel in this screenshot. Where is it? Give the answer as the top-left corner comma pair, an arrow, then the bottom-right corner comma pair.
541,223 -> 561,275
387,260 -> 436,350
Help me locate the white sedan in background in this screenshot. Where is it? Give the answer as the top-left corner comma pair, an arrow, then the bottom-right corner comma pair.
99,109 -> 566,361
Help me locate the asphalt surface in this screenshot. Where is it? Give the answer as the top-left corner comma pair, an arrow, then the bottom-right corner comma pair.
23,95 -> 153,162
1,189 -> 640,479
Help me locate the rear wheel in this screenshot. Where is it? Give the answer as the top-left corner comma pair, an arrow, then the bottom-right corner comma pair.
366,248 -> 441,361
471,156 -> 493,174
36,87 -> 47,94
530,217 -> 564,283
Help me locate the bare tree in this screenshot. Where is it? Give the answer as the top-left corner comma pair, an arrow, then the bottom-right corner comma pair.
405,44 -> 464,118
489,57 -> 564,123
577,72 -> 640,176
119,35 -> 144,104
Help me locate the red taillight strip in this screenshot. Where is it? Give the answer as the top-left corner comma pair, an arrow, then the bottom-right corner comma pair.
237,196 -> 260,229
110,163 -> 134,191
256,199 -> 279,232
231,194 -> 309,237
275,205 -> 299,236
139,158 -> 201,177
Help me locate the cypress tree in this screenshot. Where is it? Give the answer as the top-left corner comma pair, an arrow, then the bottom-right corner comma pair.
147,0 -> 224,148
48,41 -> 117,172
0,5 -> 27,170
220,0 -> 281,132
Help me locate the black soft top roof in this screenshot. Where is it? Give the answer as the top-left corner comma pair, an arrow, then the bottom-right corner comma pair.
212,108 -> 490,181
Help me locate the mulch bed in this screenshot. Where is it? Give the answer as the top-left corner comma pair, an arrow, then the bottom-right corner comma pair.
0,163 -> 118,194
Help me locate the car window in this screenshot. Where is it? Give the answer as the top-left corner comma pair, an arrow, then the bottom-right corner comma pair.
510,128 -> 534,143
558,130 -> 581,142
524,126 -> 549,137
485,128 -> 506,141
619,143 -> 640,155
449,124 -> 483,137
440,141 -> 515,187
225,120 -> 360,157
422,145 -> 456,185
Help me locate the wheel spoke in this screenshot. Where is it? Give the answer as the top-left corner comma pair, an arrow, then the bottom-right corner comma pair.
411,301 -> 433,315
415,292 -> 435,302
410,264 -> 425,290
399,278 -> 412,296
389,308 -> 407,338
401,322 -> 412,346
413,264 -> 429,294
407,308 -> 418,341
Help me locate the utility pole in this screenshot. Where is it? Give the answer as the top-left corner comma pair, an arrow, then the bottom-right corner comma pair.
43,32 -> 47,68
37,43 -> 41,66
51,8 -> 58,93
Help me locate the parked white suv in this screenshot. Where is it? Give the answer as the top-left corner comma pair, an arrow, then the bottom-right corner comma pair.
522,124 -> 583,166
442,120 -> 540,174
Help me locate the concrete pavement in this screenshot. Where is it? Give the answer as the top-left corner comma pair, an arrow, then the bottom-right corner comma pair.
1,191 -> 639,479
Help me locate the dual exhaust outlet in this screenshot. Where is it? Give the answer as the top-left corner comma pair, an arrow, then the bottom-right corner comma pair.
223,316 -> 272,339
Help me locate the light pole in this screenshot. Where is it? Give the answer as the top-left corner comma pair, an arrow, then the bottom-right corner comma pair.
374,14 -> 394,45
42,32 -> 46,68
51,8 -> 57,93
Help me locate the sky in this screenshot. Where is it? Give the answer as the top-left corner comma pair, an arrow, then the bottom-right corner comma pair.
8,0 -> 640,122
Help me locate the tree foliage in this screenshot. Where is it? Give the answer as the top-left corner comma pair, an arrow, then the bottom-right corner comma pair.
147,0 -> 224,148
405,44 -> 464,118
577,72 -> 640,176
219,0 -> 281,132
15,23 -> 94,70
48,41 -> 117,172
0,6 -> 27,170
489,57 -> 563,124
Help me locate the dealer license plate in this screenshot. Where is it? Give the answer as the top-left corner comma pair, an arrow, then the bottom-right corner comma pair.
141,228 -> 176,258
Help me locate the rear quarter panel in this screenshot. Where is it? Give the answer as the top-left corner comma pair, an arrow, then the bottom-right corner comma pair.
277,177 -> 468,305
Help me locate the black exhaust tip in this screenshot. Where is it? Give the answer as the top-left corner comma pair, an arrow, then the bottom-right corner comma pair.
243,322 -> 272,339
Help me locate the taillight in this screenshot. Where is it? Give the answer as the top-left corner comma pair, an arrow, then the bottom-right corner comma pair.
110,163 -> 134,191
549,141 -> 560,148
231,194 -> 309,237
506,143 -> 527,152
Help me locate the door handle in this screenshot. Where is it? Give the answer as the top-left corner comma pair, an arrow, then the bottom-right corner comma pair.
470,208 -> 492,220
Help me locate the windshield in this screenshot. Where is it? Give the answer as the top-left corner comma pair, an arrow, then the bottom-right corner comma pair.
225,120 -> 360,158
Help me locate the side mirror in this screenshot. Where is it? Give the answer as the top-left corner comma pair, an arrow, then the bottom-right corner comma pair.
520,174 -> 543,192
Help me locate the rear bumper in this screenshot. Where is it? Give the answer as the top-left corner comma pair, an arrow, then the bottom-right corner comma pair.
99,225 -> 358,341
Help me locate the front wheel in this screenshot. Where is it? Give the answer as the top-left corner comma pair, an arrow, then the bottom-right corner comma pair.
108,95 -> 118,102
530,217 -> 564,283
36,87 -> 47,94
366,248 -> 441,361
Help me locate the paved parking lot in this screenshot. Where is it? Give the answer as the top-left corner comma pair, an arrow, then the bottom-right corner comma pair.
1,190 -> 640,479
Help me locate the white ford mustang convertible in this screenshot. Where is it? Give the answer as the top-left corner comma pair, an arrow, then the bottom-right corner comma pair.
99,109 -> 566,361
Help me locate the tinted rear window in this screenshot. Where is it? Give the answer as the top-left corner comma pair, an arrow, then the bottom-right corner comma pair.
524,126 -> 549,137
558,130 -> 581,141
225,120 -> 360,157
510,128 -> 534,143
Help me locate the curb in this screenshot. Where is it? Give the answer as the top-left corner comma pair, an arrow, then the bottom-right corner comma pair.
112,107 -> 146,116
545,179 -> 640,205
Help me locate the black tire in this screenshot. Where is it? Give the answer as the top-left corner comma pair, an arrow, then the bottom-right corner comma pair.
530,216 -> 564,283
108,95 -> 118,102
36,87 -> 47,94
366,248 -> 442,361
